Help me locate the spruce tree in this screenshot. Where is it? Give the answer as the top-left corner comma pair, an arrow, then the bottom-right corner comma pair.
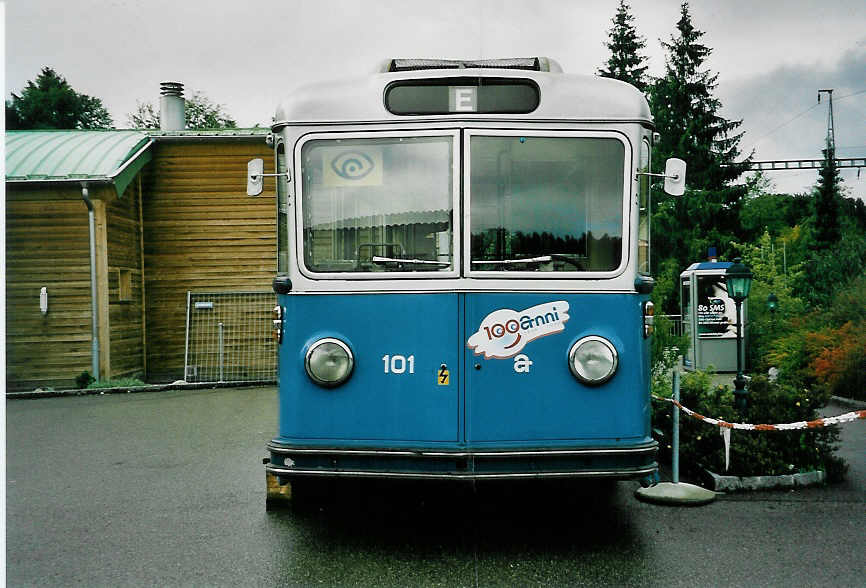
649,2 -> 746,190
648,2 -> 749,278
798,144 -> 847,307
598,1 -> 649,92
811,145 -> 842,249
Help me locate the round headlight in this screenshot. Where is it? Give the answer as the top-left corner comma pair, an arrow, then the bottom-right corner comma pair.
568,336 -> 618,385
305,338 -> 354,387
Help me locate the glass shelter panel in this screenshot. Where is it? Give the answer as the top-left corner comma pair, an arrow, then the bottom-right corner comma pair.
301,135 -> 454,273
468,135 -> 625,273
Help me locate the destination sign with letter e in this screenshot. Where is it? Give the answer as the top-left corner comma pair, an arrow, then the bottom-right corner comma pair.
449,86 -> 477,112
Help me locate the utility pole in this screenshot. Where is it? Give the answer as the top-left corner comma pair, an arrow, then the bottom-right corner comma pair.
818,89 -> 835,152
814,88 -> 842,248
725,89 -> 865,177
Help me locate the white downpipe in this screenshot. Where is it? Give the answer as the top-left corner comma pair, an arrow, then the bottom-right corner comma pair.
81,186 -> 100,381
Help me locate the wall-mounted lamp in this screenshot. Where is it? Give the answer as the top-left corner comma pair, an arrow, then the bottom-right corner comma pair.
40,287 -> 48,315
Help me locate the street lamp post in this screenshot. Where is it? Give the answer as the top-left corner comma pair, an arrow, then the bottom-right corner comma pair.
726,258 -> 753,411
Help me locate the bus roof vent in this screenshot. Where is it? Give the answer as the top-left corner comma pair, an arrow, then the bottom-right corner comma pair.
385,57 -> 561,73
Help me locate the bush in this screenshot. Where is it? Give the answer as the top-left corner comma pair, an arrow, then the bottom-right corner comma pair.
796,231 -> 866,308
809,322 -> 866,402
75,371 -> 95,389
730,230 -> 806,373
767,273 -> 866,401
650,314 -> 689,398
653,373 -> 846,481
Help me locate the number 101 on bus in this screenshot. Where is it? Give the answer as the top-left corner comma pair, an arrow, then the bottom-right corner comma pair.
382,354 -> 415,374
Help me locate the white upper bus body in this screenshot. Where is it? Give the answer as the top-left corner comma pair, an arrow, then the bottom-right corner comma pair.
261,59 -> 662,295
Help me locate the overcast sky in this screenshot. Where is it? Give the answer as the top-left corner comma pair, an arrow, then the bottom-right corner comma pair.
5,0 -> 865,198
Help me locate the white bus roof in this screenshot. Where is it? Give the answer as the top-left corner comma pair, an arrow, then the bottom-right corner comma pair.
273,66 -> 652,128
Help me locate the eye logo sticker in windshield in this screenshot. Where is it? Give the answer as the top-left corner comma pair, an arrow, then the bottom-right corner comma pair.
323,147 -> 383,187
332,151 -> 374,179
467,301 -> 570,359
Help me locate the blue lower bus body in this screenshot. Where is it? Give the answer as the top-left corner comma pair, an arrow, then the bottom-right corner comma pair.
266,292 -> 657,481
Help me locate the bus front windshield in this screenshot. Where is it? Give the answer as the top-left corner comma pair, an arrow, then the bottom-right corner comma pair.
300,133 -> 625,276
469,135 -> 625,273
301,135 -> 454,273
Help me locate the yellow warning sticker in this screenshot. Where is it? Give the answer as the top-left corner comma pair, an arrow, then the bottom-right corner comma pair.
437,365 -> 450,386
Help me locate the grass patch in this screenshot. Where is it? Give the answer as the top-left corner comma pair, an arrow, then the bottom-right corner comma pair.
86,377 -> 147,389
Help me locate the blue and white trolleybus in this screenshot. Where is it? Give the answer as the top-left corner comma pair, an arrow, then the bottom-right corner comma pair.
248,57 -> 686,502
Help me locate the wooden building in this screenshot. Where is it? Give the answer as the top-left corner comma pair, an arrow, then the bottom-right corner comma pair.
5,129 -> 276,391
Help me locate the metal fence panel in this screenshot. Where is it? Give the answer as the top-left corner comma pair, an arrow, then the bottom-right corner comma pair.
659,314 -> 684,338
184,291 -> 276,383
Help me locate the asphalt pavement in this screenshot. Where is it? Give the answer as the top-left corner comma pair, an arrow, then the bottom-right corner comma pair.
6,387 -> 865,587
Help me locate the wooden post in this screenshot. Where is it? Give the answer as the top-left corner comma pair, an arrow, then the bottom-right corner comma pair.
92,197 -> 111,380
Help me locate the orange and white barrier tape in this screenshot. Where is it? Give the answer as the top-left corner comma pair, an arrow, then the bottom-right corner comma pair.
652,394 -> 866,431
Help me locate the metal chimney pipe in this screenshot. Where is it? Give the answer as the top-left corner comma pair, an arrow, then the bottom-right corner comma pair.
159,81 -> 185,131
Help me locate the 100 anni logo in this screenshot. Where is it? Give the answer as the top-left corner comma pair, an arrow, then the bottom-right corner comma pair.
467,301 -> 570,359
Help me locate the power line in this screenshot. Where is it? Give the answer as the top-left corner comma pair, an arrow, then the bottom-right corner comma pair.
835,88 -> 866,101
745,88 -> 864,152
746,102 -> 820,149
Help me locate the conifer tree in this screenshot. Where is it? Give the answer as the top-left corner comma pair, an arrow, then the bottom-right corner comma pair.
811,145 -> 842,249
648,2 -> 750,279
6,67 -> 113,129
598,1 -> 649,92
798,144 -> 848,307
649,2 -> 746,190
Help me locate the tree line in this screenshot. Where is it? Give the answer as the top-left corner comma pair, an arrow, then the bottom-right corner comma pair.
601,2 -> 865,409
5,67 -> 237,131
598,0 -> 864,316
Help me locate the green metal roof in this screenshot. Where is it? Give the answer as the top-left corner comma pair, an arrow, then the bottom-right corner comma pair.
5,130 -> 152,197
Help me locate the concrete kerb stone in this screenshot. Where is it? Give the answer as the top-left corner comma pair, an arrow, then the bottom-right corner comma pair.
831,395 -> 866,410
704,469 -> 826,492
6,380 -> 275,400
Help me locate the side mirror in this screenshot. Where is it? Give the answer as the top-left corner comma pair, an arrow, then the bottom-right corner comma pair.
664,158 -> 686,196
247,158 -> 264,196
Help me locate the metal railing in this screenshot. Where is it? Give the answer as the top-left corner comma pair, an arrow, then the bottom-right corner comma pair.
657,314 -> 685,338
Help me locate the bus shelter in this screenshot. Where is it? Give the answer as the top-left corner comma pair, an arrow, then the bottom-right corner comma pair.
680,262 -> 747,373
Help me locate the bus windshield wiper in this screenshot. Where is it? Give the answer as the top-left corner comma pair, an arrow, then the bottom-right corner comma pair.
472,256 -> 552,265
372,256 -> 450,267
472,254 -> 586,269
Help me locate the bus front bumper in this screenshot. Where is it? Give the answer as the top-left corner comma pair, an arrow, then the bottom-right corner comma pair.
265,441 -> 658,481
